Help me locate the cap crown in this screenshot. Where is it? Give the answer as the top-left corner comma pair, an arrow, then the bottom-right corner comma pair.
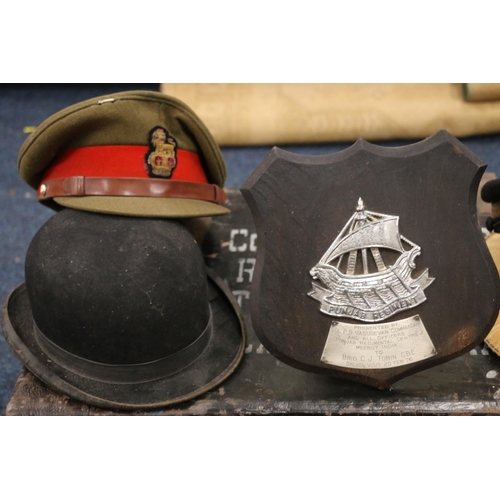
19,91 -> 226,190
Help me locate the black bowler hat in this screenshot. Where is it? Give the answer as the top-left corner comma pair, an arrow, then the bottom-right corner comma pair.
1,209 -> 245,410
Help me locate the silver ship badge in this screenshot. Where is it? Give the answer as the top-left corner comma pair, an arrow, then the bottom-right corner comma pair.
309,198 -> 434,322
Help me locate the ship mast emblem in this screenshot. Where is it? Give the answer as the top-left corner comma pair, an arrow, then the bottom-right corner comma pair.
309,198 -> 434,322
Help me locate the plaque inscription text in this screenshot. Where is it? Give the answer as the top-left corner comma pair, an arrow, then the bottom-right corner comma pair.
321,315 -> 437,369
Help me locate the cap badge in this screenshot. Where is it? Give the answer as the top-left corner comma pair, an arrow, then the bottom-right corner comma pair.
146,126 -> 178,178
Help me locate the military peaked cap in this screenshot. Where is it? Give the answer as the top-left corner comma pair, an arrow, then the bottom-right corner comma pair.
18,90 -> 229,218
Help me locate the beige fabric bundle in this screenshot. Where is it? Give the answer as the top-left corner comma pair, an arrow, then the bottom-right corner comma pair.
485,233 -> 500,355
161,83 -> 500,146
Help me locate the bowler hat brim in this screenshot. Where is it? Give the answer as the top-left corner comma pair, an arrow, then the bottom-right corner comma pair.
1,271 -> 245,411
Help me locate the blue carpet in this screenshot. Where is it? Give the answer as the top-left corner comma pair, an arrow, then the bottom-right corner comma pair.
1,84 -> 500,415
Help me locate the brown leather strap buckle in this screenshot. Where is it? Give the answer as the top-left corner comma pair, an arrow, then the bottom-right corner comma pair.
213,184 -> 226,205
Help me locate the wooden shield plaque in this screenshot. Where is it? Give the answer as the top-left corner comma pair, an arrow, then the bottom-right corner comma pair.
241,130 -> 500,389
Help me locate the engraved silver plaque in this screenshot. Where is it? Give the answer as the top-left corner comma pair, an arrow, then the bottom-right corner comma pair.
321,315 -> 437,369
309,198 -> 434,322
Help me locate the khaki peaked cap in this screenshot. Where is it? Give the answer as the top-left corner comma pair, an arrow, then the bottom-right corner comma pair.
18,91 -> 229,217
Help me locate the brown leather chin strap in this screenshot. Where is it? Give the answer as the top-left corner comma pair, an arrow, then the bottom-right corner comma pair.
38,177 -> 227,205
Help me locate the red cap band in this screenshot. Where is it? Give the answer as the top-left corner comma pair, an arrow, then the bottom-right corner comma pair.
41,145 -> 209,185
